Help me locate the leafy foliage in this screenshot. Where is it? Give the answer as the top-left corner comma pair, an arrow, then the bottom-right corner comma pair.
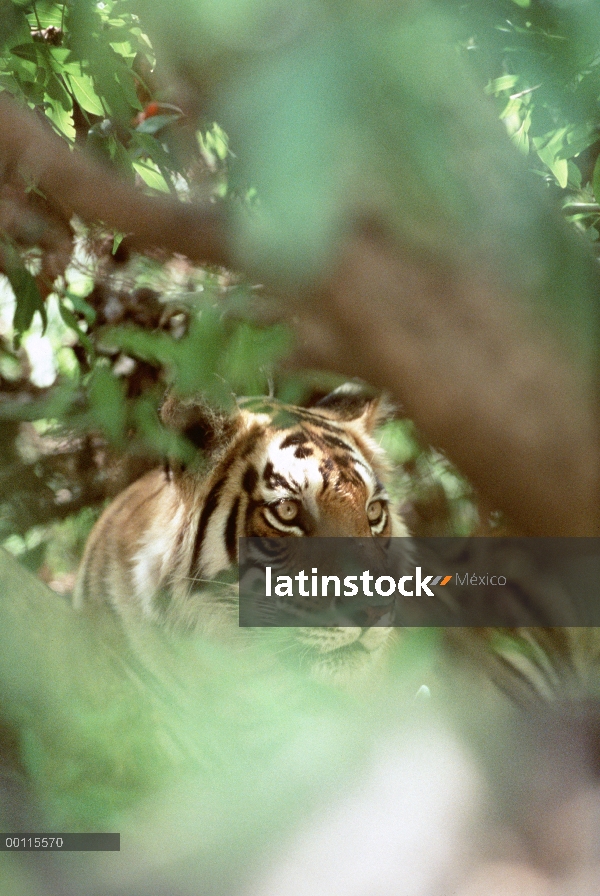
0,1 -> 300,574
453,0 -> 600,240
1,4 -> 599,879
0,0 -> 599,576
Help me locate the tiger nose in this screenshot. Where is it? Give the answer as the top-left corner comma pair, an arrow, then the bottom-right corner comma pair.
357,603 -> 395,627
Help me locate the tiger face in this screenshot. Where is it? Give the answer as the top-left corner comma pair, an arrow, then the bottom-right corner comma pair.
244,416 -> 392,539
74,385 -> 410,680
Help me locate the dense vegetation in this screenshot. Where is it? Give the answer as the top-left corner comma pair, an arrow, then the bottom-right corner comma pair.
0,0 -> 598,580
1,3 -> 600,891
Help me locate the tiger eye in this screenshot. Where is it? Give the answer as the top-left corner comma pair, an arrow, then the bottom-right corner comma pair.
367,500 -> 383,521
275,500 -> 299,522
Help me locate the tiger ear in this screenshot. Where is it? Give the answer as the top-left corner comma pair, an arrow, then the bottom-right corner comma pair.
313,383 -> 395,434
160,394 -> 240,458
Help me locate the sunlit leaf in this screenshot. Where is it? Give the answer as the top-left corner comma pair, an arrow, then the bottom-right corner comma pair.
534,129 -> 570,188
509,113 -> 530,155
48,47 -> 83,75
68,1 -> 141,121
484,75 -> 519,96
26,5 -> 63,30
45,96 -> 75,143
67,71 -> 105,116
109,39 -> 136,58
133,160 -> 171,193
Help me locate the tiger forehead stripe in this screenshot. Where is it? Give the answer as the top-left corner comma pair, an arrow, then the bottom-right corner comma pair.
279,432 -> 310,448
289,410 -> 348,433
304,426 -> 374,484
242,465 -> 258,495
225,496 -> 240,563
262,460 -> 299,493
279,430 -> 314,459
319,433 -> 354,452
288,426 -> 357,459
189,428 -> 259,575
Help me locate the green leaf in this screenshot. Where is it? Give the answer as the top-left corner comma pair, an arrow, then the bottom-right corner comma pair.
116,65 -> 143,111
10,42 -> 39,63
555,125 -> 599,161
49,48 -> 87,76
112,232 -> 125,255
68,3 -> 141,120
9,45 -> 41,79
63,291 -> 96,326
532,128 -> 571,188
222,323 -> 291,396
197,123 -> 230,166
109,38 -> 136,59
46,71 -> 73,111
26,5 -> 63,29
132,397 -> 195,463
0,379 -> 78,423
534,141 -> 569,188
548,156 -> 569,188
135,113 -> 181,135
566,159 -> 582,190
484,75 -> 519,96
109,137 -> 136,181
0,71 -> 19,93
100,311 -> 276,404
67,71 -> 105,116
130,132 -> 174,170
58,302 -> 95,356
1,240 -> 47,345
509,112 -> 531,155
133,160 -> 171,193
86,366 -> 127,443
44,97 -> 75,143
592,155 -> 600,206
0,4 -> 30,50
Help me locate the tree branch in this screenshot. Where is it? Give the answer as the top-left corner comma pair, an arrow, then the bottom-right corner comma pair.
302,233 -> 600,536
0,94 -> 231,268
1,95 -> 598,535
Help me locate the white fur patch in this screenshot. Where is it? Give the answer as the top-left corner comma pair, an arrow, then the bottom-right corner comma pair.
132,505 -> 185,615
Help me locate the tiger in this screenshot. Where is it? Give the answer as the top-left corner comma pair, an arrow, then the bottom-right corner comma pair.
439,535 -> 600,707
445,627 -> 600,707
73,384 -> 411,680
